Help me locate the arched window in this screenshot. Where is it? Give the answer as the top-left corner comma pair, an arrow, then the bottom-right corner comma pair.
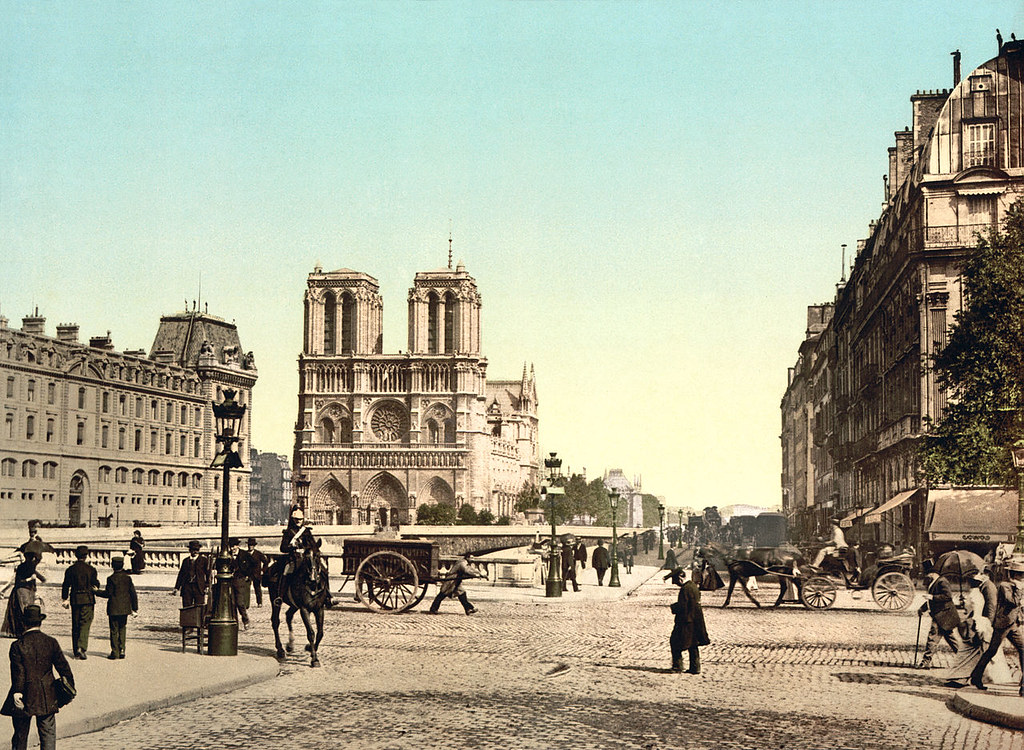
22,460 -> 37,478
426,419 -> 440,445
444,292 -> 456,354
323,291 -> 336,355
341,292 -> 356,353
339,417 -> 353,444
319,418 -> 335,444
428,292 -> 440,354
444,418 -> 456,444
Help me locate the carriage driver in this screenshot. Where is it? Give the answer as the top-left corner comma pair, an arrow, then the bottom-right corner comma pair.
811,516 -> 848,568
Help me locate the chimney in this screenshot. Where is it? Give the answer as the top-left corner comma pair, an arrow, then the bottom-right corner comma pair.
21,308 -> 45,335
911,90 -> 950,150
894,128 -> 914,191
952,50 -> 961,86
56,323 -> 79,344
89,331 -> 114,350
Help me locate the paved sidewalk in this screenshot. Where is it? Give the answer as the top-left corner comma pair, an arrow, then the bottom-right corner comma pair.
952,686 -> 1024,731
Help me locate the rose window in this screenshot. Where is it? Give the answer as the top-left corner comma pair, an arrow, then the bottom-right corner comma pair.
371,403 -> 407,442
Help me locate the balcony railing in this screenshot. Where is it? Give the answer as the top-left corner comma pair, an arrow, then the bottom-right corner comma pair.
912,223 -> 995,250
299,445 -> 466,470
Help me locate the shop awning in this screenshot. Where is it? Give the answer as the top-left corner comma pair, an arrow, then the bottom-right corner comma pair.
838,506 -> 873,529
925,488 -> 1018,543
864,489 -> 919,525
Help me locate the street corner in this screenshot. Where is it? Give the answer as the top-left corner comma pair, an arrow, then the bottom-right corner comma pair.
951,685 -> 1024,731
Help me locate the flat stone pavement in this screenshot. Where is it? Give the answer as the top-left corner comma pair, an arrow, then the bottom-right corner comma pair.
5,549 -> 1024,748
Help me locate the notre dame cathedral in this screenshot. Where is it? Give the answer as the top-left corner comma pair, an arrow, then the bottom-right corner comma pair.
292,261 -> 539,526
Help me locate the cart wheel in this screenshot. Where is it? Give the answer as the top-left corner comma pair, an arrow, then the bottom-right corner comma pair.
800,575 -> 837,609
872,571 -> 914,611
355,551 -> 420,613
410,583 -> 429,610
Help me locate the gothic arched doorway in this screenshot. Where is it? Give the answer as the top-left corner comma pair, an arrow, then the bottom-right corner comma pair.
310,477 -> 351,525
361,472 -> 408,527
69,472 -> 87,526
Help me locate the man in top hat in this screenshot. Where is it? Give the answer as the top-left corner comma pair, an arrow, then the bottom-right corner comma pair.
60,546 -> 99,659
173,541 -> 210,610
665,567 -> 710,674
245,538 -> 268,607
0,604 -> 73,750
971,558 -> 1024,695
94,556 -> 137,660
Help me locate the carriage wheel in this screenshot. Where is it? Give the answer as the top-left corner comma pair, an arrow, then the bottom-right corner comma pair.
355,551 -> 420,613
872,571 -> 914,611
800,575 -> 837,609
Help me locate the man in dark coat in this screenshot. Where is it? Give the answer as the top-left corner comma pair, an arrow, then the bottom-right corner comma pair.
173,541 -> 210,609
128,530 -> 146,575
561,541 -> 580,592
970,559 -> 1024,694
60,545 -> 98,659
591,540 -> 611,586
94,557 -> 138,659
246,537 -> 269,607
666,567 -> 710,674
1,604 -> 73,750
918,572 -> 963,669
229,538 -> 255,629
427,552 -> 484,615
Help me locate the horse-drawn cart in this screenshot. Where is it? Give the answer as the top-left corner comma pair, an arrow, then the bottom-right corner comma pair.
341,537 -> 442,613
798,551 -> 916,610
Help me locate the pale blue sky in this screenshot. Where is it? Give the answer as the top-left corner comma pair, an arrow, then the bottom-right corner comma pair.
3,2 -> 1022,511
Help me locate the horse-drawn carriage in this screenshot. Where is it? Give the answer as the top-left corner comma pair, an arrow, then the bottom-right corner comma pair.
698,542 -> 916,611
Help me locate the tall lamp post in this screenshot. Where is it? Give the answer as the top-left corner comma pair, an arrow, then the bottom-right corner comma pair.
208,389 -> 246,657
544,452 -> 563,598
608,489 -> 621,587
1009,440 -> 1024,556
678,509 -> 684,547
658,503 -> 665,560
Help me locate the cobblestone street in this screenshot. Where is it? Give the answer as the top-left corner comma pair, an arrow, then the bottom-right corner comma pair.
32,563 -> 1022,750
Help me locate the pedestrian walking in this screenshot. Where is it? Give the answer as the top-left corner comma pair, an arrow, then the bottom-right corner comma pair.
591,540 -> 610,586
128,530 -> 146,575
172,541 -> 210,610
94,556 -> 138,660
970,558 -> 1024,694
918,572 -> 963,669
246,537 -> 269,608
1,552 -> 46,639
574,540 -> 588,580
229,538 -> 255,629
665,567 -> 710,674
942,569 -> 1012,687
561,541 -> 580,592
0,522 -> 55,601
427,552 -> 483,614
0,604 -> 74,750
60,546 -> 98,660
621,540 -> 634,574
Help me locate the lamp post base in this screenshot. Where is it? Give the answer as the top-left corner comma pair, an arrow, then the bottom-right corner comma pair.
207,554 -> 238,656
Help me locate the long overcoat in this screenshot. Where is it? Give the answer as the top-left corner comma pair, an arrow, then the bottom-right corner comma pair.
671,580 -> 710,650
0,629 -> 74,717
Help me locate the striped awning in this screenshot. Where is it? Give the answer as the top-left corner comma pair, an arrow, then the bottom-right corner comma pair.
864,490 -> 918,525
838,506 -> 873,529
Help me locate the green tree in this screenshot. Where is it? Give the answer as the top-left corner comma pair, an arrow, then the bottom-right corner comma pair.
921,198 -> 1024,485
456,504 -> 478,525
641,494 -> 663,527
416,502 -> 457,525
477,509 -> 496,525
513,481 -> 540,515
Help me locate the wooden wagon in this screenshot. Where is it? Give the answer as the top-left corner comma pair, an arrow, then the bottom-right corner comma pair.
340,537 -> 442,614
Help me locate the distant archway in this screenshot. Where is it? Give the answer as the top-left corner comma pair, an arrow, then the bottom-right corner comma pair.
310,477 -> 351,524
69,472 -> 88,526
361,472 -> 408,526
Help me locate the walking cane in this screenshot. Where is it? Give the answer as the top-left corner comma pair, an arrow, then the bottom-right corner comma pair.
914,610 -> 923,666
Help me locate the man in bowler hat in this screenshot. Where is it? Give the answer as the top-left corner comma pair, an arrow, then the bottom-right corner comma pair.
173,541 -> 210,609
60,545 -> 98,659
665,567 -> 710,674
1,604 -> 74,750
94,557 -> 137,659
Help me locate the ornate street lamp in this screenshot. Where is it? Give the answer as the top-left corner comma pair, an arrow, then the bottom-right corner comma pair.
208,388 -> 246,656
678,509 -> 684,546
658,503 -> 666,560
1009,440 -> 1024,556
294,475 -> 311,514
544,452 -> 563,598
608,488 -> 621,588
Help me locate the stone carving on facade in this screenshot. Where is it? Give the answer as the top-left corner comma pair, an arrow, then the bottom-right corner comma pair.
243,351 -> 255,369
223,345 -> 240,365
370,402 -> 408,442
200,340 -> 214,357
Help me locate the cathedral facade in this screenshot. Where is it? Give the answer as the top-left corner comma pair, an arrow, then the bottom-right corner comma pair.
292,263 -> 539,526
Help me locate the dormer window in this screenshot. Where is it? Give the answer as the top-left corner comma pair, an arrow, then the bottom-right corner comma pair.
963,122 -> 995,167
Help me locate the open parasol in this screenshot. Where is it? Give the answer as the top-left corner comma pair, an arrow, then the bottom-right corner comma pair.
934,549 -> 987,580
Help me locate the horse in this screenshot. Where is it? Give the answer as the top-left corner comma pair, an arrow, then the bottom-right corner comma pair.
697,542 -> 806,608
265,549 -> 330,667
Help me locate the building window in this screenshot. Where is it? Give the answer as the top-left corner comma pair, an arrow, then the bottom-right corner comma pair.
150,431 -> 157,452
135,397 -> 142,417
99,466 -> 111,482
25,415 -> 35,440
163,471 -> 173,486
118,427 -> 126,450
194,407 -> 202,426
5,377 -> 13,398
151,399 -> 158,419
194,436 -> 200,457
179,433 -> 186,456
132,468 -> 143,484
22,460 -> 36,478
134,429 -> 141,451
26,380 -> 35,402
42,462 -> 57,480
101,424 -> 109,448
165,433 -> 172,454
1,458 -> 15,476
964,122 -> 995,167
166,401 -> 172,423
323,291 -> 336,354
3,413 -> 11,439
102,392 -> 109,413
46,419 -> 54,442
181,405 -> 188,424
76,421 -> 85,446
119,395 -> 126,415
78,387 -> 86,409
116,467 -> 128,483
148,470 -> 159,486
47,383 -> 55,405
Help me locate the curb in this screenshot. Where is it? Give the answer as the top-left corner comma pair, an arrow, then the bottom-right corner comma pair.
58,663 -> 281,740
951,690 -> 1024,731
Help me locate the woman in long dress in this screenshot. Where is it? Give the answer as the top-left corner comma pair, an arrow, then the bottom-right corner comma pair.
941,573 -> 1012,686
0,551 -> 45,638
